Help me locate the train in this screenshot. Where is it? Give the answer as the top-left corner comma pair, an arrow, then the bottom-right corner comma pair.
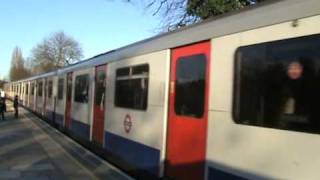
4,0 -> 320,179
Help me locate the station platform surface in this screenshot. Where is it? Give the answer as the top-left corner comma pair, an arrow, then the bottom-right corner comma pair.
0,102 -> 133,180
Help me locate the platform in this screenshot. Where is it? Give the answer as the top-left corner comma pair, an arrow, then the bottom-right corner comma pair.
0,102 -> 133,180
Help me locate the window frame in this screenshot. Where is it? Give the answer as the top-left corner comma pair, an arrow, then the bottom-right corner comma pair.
31,83 -> 35,96
38,81 -> 43,97
174,54 -> 207,119
48,80 -> 53,98
232,34 -> 320,134
57,78 -> 64,100
26,83 -> 29,95
114,63 -> 150,111
95,70 -> 106,106
74,74 -> 90,104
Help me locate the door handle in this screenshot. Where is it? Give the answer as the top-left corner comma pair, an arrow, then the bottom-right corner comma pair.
170,81 -> 175,94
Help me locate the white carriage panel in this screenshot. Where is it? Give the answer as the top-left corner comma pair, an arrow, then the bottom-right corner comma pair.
89,66 -> 96,142
209,33 -> 240,112
207,111 -> 320,179
210,14 -> 320,112
159,50 -> 171,177
105,50 -> 169,149
71,68 -> 94,126
240,15 -> 320,47
206,14 -> 320,179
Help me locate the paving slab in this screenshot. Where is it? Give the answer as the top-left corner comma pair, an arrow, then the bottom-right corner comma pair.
0,101 -> 133,180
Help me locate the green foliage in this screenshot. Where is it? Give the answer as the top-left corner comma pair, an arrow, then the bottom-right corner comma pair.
187,0 -> 244,18
129,0 -> 266,31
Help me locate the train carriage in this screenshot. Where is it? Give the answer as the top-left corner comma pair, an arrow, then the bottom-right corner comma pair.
54,72 -> 67,128
105,50 -> 170,176
45,75 -> 56,122
4,0 -> 320,179
69,67 -> 94,141
35,78 -> 45,115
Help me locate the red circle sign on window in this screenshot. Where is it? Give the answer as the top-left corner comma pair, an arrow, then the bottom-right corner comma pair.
123,114 -> 132,133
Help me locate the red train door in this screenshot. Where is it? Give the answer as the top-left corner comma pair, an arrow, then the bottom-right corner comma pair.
92,65 -> 106,145
65,73 -> 73,129
166,41 -> 211,180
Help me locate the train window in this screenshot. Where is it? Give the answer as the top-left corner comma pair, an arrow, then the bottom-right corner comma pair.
31,83 -> 34,95
58,79 -> 64,100
38,81 -> 43,97
26,84 -> 28,95
67,75 -> 72,101
234,34 -> 320,134
48,80 -> 53,98
116,67 -> 130,77
74,74 -> 89,103
115,64 -> 149,110
175,54 -> 206,118
95,70 -> 106,106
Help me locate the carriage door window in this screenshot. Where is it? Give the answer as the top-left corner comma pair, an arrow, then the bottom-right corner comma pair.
95,70 -> 106,107
38,81 -> 43,97
31,83 -> 34,95
48,80 -> 53,98
74,74 -> 89,103
234,34 -> 320,134
175,54 -> 206,118
58,79 -> 64,100
26,84 -> 29,95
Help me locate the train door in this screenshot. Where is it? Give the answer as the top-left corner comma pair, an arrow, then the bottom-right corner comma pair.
65,73 -> 73,129
44,79 -> 47,116
166,41 -> 210,180
92,65 -> 106,145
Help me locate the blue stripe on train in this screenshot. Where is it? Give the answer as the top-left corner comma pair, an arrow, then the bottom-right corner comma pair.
46,110 -> 54,122
71,119 -> 90,140
208,167 -> 247,180
104,131 -> 160,176
55,113 -> 64,127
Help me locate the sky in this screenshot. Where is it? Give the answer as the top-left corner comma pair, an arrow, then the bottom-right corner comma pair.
0,0 -> 160,79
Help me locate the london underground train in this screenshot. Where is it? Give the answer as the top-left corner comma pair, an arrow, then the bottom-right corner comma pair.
4,0 -> 320,179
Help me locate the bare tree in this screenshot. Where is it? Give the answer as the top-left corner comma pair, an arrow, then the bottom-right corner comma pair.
30,31 -> 83,74
9,47 -> 31,81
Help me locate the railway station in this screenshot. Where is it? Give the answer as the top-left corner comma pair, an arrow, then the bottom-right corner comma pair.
1,0 -> 320,179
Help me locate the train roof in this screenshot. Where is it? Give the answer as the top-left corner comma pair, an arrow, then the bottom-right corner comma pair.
10,0 -> 320,82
